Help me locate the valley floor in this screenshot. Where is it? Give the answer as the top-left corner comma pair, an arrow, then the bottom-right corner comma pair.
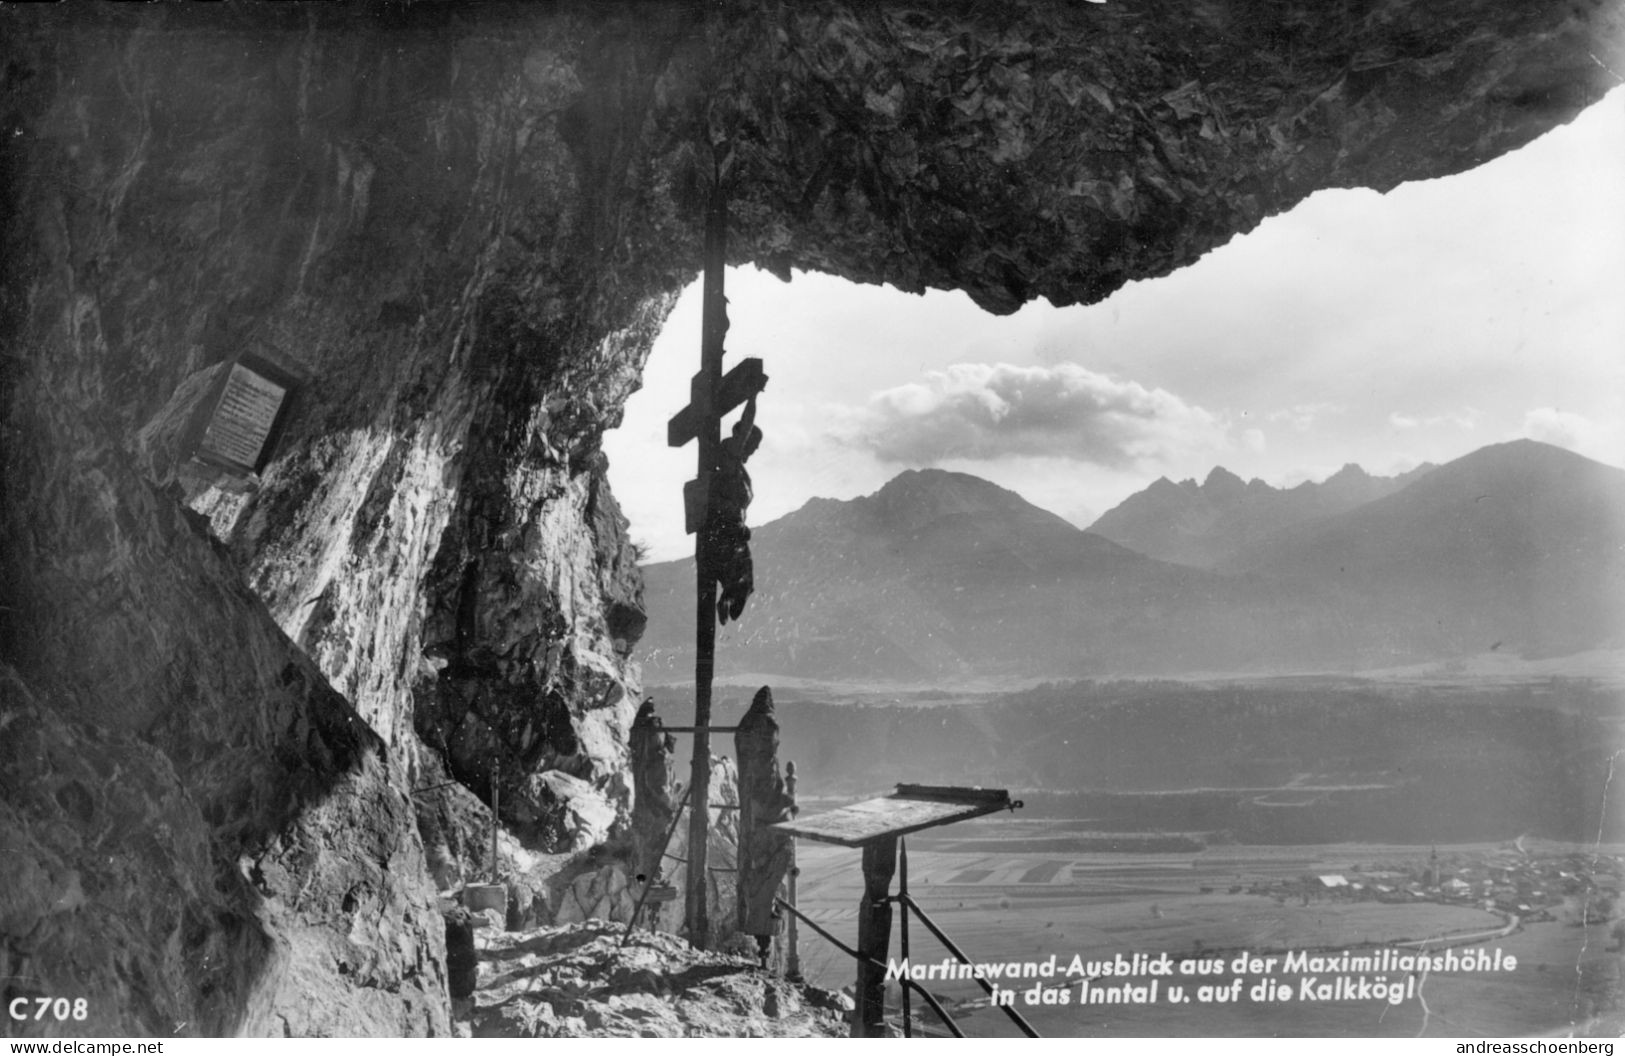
790,828 -> 1624,1038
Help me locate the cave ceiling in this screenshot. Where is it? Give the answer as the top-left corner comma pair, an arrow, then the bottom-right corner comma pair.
702,0 -> 1625,314
4,0 -> 1620,401
430,0 -> 1625,320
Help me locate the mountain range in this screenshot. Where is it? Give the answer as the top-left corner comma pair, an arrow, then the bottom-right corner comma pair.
635,440 -> 1625,683
1087,462 -> 1435,568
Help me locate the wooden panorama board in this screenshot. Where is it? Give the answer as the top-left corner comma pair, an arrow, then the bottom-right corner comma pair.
771,791 -> 1009,847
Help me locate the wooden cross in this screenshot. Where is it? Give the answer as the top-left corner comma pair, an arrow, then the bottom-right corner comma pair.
664,173 -> 767,948
669,356 -> 766,534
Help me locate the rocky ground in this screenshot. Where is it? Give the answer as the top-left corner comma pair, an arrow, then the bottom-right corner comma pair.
463,920 -> 850,1038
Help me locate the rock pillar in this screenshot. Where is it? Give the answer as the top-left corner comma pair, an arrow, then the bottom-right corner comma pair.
734,687 -> 795,954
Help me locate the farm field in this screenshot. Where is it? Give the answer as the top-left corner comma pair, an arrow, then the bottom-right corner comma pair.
788,823 -> 1624,1037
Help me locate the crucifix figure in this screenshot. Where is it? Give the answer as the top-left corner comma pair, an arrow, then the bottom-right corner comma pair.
703,393 -> 761,625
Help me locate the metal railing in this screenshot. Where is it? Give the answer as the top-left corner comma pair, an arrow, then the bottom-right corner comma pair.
896,890 -> 1040,1037
773,836 -> 1042,1039
774,895 -> 967,1038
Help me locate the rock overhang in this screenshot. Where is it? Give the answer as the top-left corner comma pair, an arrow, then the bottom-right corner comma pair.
522,0 -> 1625,318
8,0 -> 1619,349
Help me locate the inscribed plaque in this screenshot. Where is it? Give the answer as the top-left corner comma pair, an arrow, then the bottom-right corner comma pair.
199,364 -> 287,471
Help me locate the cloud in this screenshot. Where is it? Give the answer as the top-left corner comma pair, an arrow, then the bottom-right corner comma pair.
848,362 -> 1223,468
1519,407 -> 1622,464
1388,407 -> 1482,431
1267,403 -> 1340,431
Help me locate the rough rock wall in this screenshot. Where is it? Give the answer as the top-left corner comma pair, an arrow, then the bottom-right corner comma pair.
0,407 -> 447,1034
0,4 -> 678,1036
1,5 -> 687,853
3,0 -> 1621,1038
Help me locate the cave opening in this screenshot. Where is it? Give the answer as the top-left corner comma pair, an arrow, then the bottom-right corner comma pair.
606,85 -> 1622,586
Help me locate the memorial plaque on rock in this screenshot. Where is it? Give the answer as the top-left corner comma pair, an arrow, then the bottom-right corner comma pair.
185,353 -> 304,477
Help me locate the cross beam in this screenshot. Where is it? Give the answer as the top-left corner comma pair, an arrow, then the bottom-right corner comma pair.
668,357 -> 766,452
671,356 -> 766,535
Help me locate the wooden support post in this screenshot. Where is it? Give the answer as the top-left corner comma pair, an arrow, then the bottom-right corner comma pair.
899,837 -> 912,1038
664,140 -> 766,950
784,760 -> 801,982
682,174 -> 729,950
489,758 -> 501,884
665,139 -> 767,950
854,837 -> 898,1037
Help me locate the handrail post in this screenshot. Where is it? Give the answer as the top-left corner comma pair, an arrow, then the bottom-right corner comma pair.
899,837 -> 912,1037
784,760 -> 802,981
854,837 -> 898,1037
489,757 -> 500,883
900,892 -> 1041,1038
774,896 -> 966,1039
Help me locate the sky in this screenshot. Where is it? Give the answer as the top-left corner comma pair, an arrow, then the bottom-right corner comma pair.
605,87 -> 1625,563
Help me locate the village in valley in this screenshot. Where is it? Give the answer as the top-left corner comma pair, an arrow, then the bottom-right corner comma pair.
1250,843 -> 1623,934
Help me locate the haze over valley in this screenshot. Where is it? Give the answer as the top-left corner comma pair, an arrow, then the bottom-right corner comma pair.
637,437 -> 1625,852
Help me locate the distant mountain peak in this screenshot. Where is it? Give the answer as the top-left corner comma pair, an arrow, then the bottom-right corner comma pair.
813,467 -> 1075,536
1214,438 -> 1625,660
1460,437 -> 1605,469
874,466 -> 1017,506
1142,476 -> 1191,501
875,466 -> 982,493
1089,456 -> 1441,568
